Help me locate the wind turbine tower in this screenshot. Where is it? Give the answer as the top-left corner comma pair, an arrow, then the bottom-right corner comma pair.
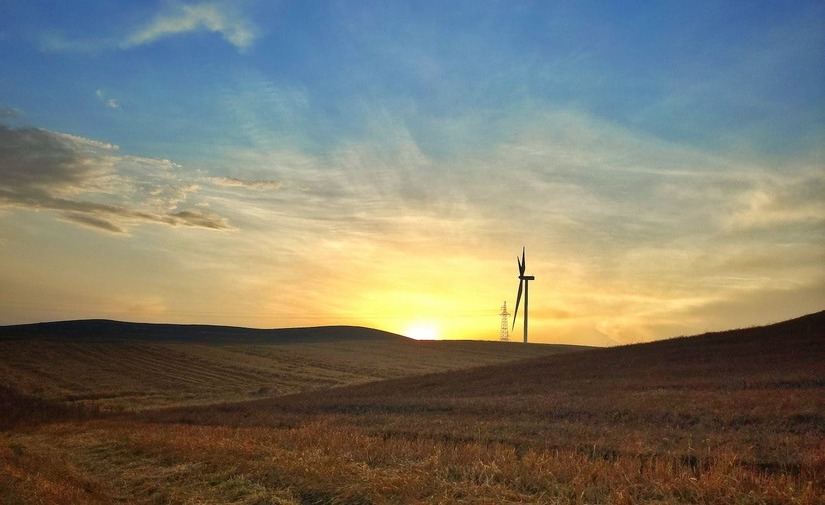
512,247 -> 535,343
499,301 -> 510,342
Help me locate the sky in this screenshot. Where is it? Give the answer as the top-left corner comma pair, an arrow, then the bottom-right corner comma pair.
0,1 -> 823,345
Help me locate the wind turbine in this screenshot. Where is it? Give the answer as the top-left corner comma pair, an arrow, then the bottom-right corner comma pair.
511,247 -> 535,343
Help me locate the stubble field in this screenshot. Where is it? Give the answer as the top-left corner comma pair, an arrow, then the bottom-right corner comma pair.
1,314 -> 823,504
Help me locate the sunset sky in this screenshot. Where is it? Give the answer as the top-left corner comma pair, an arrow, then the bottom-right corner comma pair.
1,1 -> 823,345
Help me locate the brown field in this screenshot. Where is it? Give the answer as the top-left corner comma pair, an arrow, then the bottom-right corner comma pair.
0,320 -> 584,411
1,313 -> 824,504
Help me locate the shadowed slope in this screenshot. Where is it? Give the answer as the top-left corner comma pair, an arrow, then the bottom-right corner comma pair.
145,311 -> 825,462
155,310 -> 824,412
347,308 -> 825,399
0,384 -> 98,430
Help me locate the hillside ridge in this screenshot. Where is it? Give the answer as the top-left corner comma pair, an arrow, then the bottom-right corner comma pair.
0,319 -> 585,411
154,309 -> 825,414
351,308 -> 825,398
0,318 -> 410,343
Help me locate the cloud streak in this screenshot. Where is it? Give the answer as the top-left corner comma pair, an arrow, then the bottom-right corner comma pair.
0,124 -> 230,234
211,176 -> 283,191
36,2 -> 257,53
123,2 -> 256,50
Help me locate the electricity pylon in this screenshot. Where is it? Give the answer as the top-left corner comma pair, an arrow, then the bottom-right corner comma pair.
499,301 -> 510,342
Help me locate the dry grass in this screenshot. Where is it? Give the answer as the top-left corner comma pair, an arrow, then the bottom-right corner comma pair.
3,415 -> 822,504
1,312 -> 823,503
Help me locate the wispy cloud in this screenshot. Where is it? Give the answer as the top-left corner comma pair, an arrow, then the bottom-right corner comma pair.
211,176 -> 283,191
0,124 -> 230,234
95,89 -> 120,109
123,2 -> 256,50
37,2 -> 257,53
722,165 -> 825,231
217,105 -> 823,343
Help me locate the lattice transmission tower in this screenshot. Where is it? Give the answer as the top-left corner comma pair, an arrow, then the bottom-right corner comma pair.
499,301 -> 510,342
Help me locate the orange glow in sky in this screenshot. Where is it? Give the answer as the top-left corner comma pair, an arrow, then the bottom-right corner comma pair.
1,2 -> 822,345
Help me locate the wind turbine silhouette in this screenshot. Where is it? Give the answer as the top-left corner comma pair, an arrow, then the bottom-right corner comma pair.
511,247 -> 535,343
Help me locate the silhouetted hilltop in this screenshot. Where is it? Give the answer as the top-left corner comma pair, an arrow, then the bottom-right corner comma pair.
0,319 -> 410,344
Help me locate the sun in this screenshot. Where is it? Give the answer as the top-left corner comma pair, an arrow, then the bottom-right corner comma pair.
404,322 -> 440,340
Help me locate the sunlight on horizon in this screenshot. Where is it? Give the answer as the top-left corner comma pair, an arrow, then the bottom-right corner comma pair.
403,322 -> 441,340
0,1 -> 821,348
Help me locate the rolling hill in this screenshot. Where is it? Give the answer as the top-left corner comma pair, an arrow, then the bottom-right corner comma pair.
146,310 -> 825,432
1,312 -> 822,504
0,319 -> 589,411
0,319 -> 409,343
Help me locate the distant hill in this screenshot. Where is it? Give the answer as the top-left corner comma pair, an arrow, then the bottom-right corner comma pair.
4,312 -> 821,505
0,319 -> 409,344
0,319 -> 587,411
134,311 -> 825,505
291,309 -> 825,400
159,309 -> 824,419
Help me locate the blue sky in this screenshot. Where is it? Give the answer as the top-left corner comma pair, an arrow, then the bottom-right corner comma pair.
1,1 -> 823,344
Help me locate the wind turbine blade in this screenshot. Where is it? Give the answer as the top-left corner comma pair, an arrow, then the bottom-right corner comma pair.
517,254 -> 525,276
511,279 -> 523,331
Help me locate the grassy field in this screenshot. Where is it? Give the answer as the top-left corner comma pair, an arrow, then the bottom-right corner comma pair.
1,313 -> 823,503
